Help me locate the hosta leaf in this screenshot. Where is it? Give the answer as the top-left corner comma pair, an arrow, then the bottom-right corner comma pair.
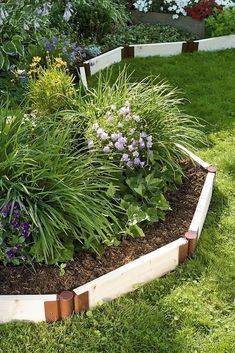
2,41 -> 18,55
12,38 -> 24,57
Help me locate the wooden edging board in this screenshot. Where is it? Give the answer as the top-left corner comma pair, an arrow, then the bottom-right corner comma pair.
79,34 -> 235,87
0,147 -> 216,324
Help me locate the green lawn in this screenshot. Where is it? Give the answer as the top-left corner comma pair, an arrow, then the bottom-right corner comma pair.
0,50 -> 235,353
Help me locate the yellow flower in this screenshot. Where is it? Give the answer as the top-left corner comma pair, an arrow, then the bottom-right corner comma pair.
52,78 -> 61,85
54,57 -> 67,67
32,56 -> 41,63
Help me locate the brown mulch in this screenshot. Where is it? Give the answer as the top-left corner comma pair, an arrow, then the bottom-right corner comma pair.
0,161 -> 206,295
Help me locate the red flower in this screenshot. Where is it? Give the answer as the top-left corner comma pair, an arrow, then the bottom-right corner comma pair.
185,0 -> 223,20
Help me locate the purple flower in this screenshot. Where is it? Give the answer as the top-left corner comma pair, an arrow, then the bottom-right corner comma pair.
13,210 -> 20,218
6,250 -> 15,258
147,135 -> 153,142
114,141 -> 124,151
128,145 -> 135,152
148,150 -> 154,158
125,100 -> 130,106
147,141 -> 153,148
46,43 -> 53,51
43,37 -> 49,44
133,151 -> 139,157
111,133 -> 119,142
134,115 -> 140,122
52,36 -> 58,44
13,202 -> 20,210
118,122 -> 123,128
139,138 -> 145,149
107,116 -> 114,123
127,160 -> 133,168
134,157 -> 141,166
14,244 -> 20,251
100,132 -> 109,140
121,154 -> 130,162
21,71 -> 27,83
11,219 -> 20,229
140,131 -> 147,138
22,229 -> 29,238
125,116 -> 130,122
129,128 -> 136,135
118,136 -> 127,145
63,2 -> 73,22
103,146 -> 110,154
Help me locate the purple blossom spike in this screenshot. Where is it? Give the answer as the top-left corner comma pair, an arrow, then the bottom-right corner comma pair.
63,2 -> 73,22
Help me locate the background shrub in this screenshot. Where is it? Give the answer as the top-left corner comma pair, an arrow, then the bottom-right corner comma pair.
101,24 -> 195,51
206,7 -> 235,37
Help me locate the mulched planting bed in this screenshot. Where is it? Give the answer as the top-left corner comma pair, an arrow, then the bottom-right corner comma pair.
0,161 -> 206,295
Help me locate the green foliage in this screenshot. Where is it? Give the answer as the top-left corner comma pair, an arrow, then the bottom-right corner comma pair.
51,0 -> 129,42
0,1 -> 53,71
26,59 -> 77,115
206,7 -> 235,37
0,106 -> 122,263
101,24 -> 195,51
0,50 -> 234,353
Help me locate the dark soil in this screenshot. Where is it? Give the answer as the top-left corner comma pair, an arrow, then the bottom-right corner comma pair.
0,162 -> 206,295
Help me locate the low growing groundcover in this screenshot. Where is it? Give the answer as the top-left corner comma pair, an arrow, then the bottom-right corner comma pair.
0,50 -> 235,353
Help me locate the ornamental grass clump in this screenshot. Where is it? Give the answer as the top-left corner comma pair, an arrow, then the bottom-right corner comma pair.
0,105 -> 122,264
27,56 -> 76,115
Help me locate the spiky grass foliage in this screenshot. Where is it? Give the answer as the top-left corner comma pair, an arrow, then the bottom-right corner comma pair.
0,106 -> 121,263
73,68 -> 207,170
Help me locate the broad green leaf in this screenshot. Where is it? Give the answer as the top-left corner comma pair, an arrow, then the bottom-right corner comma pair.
2,56 -> 10,71
2,41 -> 18,55
12,38 -> 24,57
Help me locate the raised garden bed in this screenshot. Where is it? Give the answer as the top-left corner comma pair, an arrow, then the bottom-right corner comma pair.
0,147 -> 216,323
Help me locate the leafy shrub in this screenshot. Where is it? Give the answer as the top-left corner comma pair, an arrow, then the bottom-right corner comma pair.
0,1 -> 53,71
101,24 -> 194,51
206,7 -> 235,37
26,57 -> 76,115
50,0 -> 128,42
0,106 -> 122,263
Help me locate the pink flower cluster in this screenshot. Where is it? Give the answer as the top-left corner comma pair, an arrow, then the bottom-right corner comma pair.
87,101 -> 154,168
